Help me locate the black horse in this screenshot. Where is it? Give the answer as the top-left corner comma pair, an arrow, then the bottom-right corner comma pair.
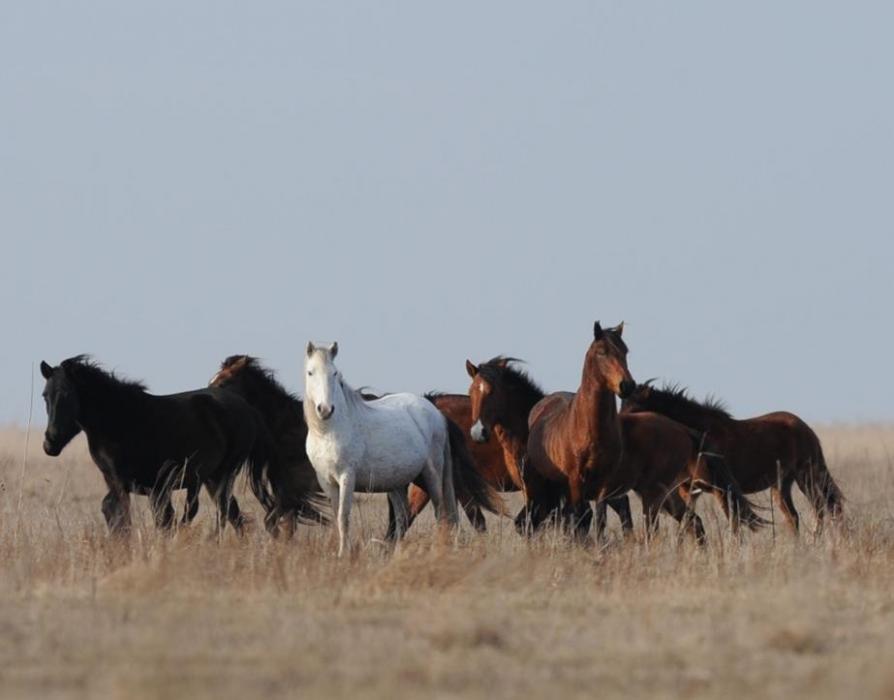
209,355 -> 329,536
40,355 -> 275,534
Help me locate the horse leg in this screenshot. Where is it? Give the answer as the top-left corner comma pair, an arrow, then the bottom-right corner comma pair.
462,502 -> 487,532
640,495 -> 661,541
608,495 -> 634,536
438,449 -> 460,527
149,486 -> 176,531
181,478 -> 200,525
421,462 -> 449,526
772,476 -> 800,533
593,500 -> 608,542
226,495 -> 245,533
336,472 -> 355,557
403,484 -> 429,534
100,471 -> 132,535
204,474 -> 242,536
664,491 -> 706,545
386,489 -> 411,542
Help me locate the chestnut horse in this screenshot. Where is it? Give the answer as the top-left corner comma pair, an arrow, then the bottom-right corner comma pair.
523,322 -> 766,540
464,356 -> 633,536
622,383 -> 843,532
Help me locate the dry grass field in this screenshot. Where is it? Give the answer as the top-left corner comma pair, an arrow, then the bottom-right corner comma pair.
1,425 -> 893,699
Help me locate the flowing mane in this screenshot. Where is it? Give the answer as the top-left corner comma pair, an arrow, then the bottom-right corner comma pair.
61,355 -> 148,396
216,355 -> 300,404
631,382 -> 733,422
477,356 -> 545,407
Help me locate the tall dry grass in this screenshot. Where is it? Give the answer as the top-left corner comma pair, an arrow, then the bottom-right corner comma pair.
0,425 -> 893,699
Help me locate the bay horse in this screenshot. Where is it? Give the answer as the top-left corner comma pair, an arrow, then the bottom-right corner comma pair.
464,356 -> 633,536
209,355 -> 330,536
622,383 -> 843,532
523,323 -> 766,541
303,342 -> 500,556
40,356 -> 271,534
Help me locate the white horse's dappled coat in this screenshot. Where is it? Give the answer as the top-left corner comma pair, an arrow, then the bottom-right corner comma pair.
303,342 -> 459,555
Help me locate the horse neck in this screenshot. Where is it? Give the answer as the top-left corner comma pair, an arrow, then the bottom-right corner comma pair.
73,375 -> 147,438
570,363 -> 621,445
498,382 -> 543,442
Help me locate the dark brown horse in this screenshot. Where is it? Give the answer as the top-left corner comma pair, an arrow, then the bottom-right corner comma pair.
622,383 -> 843,532
523,322 -> 765,540
209,355 -> 329,536
464,356 -> 633,535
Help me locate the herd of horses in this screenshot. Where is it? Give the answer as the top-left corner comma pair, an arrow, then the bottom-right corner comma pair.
38,321 -> 844,554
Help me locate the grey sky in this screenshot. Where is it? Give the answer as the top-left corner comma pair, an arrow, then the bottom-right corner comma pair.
1,2 -> 891,425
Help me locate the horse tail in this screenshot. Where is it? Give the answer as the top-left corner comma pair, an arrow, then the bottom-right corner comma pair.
797,434 -> 844,523
245,413 -> 277,518
688,430 -> 768,531
249,418 -> 331,531
447,416 -> 504,517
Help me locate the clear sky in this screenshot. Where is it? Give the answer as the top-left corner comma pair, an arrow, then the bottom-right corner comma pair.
1,2 -> 891,425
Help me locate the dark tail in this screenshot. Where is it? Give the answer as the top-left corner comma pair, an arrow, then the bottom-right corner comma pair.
446,416 -> 505,516
688,430 -> 768,531
424,393 -> 504,518
247,416 -> 329,531
245,415 -> 277,517
797,438 -> 844,523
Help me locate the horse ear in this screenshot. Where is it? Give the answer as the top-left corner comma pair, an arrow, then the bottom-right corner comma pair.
306,342 -> 315,357
466,359 -> 478,378
330,342 -> 338,358
612,321 -> 625,337
40,361 -> 54,379
593,321 -> 604,340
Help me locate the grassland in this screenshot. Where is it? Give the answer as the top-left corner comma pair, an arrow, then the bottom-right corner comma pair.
1,425 -> 893,699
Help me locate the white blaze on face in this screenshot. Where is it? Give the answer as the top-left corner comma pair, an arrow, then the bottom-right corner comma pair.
305,343 -> 339,420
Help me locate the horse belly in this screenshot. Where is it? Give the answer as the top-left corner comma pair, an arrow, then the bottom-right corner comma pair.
352,458 -> 424,493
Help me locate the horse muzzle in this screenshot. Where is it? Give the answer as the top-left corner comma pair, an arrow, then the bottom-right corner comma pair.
619,379 -> 636,399
316,404 -> 335,421
43,437 -> 62,456
470,420 -> 490,443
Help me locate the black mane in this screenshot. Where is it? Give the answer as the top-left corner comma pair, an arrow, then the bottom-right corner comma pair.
220,355 -> 300,404
477,356 -> 545,408
61,355 -> 148,395
636,382 -> 733,421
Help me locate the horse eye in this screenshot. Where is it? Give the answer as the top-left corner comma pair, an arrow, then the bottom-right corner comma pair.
307,371 -> 313,377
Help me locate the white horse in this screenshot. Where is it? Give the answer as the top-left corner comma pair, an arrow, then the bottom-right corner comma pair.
303,341 -> 496,556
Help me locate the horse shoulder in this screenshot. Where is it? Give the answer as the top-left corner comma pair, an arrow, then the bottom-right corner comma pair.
528,392 -> 573,431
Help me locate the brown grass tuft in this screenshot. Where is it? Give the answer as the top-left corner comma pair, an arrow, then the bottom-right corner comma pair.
0,425 -> 892,698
